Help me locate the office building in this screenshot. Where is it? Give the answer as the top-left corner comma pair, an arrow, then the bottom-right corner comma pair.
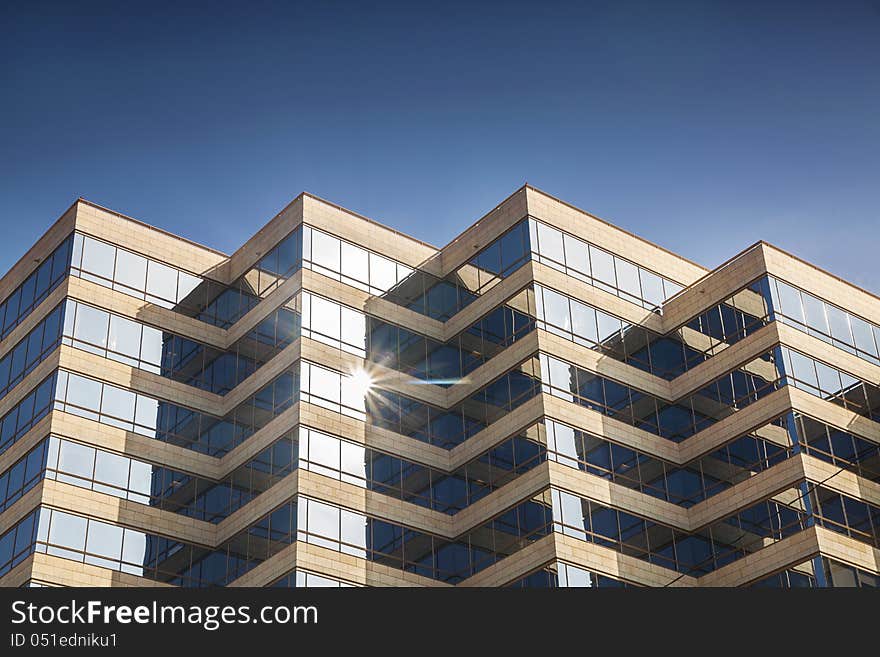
0,185 -> 878,587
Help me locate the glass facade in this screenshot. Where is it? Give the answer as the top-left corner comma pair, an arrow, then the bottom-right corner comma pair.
2,196 -> 879,588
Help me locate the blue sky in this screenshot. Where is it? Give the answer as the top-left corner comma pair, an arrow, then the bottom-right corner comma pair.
2,1 -> 878,291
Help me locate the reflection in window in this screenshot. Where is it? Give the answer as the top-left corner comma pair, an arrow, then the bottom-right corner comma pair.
528,218 -> 683,310
0,372 -> 57,457
0,303 -> 64,402
767,276 -> 880,367
302,226 -> 412,296
0,235 -> 72,340
70,233 -> 207,313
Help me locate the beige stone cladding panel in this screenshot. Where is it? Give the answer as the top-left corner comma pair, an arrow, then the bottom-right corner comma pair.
451,463 -> 552,533
303,268 -> 446,342
548,460 -> 688,528
701,527 -> 880,586
445,331 -> 540,407
541,393 -> 686,462
457,532 -> 558,587
686,454 -> 807,530
698,526 -> 821,587
295,468 -> 453,538
48,411 -> 219,479
229,541 -> 445,587
537,330 -> 666,398
461,532 -> 697,587
674,387 -> 794,464
41,479 -> 216,546
221,338 -> 301,410
667,321 -> 781,399
224,270 -> 303,346
57,345 -> 224,416
787,387 -> 880,445
66,276 -> 227,348
801,454 -> 880,508
814,526 -> 880,575
554,533 -> 697,587
0,553 -> 172,588
73,201 -> 225,278
441,261 -> 535,339
448,394 -> 546,468
661,245 -> 768,331
301,402 -> 449,471
217,404 -> 301,475
0,555 -> 35,587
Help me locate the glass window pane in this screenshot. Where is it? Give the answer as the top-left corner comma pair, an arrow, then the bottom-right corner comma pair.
640,270 -> 665,307
146,261 -> 178,302
340,307 -> 366,353
176,272 -> 201,302
57,440 -> 95,480
85,520 -> 123,560
307,430 -> 339,470
562,234 -> 590,276
94,450 -> 130,489
802,294 -> 829,335
100,385 -> 136,421
826,306 -> 853,345
340,509 -> 367,554
787,350 -> 818,388
139,326 -> 163,367
64,374 -> 102,412
536,223 -> 564,264
134,395 -> 159,431
108,315 -> 142,360
340,441 -> 366,482
311,230 -> 340,272
542,288 -> 571,332
310,296 -> 340,341
340,373 -> 367,413
127,460 -> 152,501
113,249 -> 148,291
48,511 -> 87,551
850,317 -> 878,357
571,301 -> 599,344
340,242 -> 369,285
81,238 -> 116,280
307,365 -> 340,404
73,304 -> 109,349
596,311 -> 622,344
369,253 -> 397,292
121,528 -> 147,569
815,362 -> 842,394
589,246 -> 615,287
306,500 -> 339,541
663,279 -> 683,299
615,259 -> 641,299
774,280 -> 805,324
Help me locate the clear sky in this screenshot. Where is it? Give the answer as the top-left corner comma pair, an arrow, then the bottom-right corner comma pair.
2,1 -> 878,291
